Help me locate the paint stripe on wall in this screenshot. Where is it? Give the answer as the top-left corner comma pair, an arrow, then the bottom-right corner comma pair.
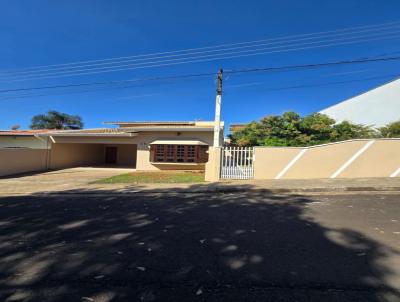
330,140 -> 375,179
275,148 -> 307,179
390,167 -> 400,177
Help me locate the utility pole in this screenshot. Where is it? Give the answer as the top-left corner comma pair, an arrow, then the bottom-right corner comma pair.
213,69 -> 223,147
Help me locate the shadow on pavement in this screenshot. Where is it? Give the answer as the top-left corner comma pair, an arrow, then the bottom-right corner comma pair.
0,184 -> 399,301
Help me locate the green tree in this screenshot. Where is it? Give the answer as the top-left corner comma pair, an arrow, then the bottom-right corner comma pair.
378,120 -> 400,138
298,113 -> 336,145
332,121 -> 377,141
30,110 -> 83,130
229,111 -> 377,147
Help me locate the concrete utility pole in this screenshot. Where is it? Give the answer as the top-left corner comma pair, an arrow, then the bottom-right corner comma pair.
213,69 -> 223,147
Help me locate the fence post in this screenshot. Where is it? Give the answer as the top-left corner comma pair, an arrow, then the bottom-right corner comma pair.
205,147 -> 222,182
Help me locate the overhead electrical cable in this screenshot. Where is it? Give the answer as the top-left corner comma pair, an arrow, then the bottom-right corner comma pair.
1,22 -> 400,82
2,21 -> 400,77
1,55 -> 400,100
226,74 -> 400,93
1,74 -> 398,102
1,20 -> 400,75
2,33 -> 400,82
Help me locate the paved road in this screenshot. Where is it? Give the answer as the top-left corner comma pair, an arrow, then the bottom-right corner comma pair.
0,192 -> 399,301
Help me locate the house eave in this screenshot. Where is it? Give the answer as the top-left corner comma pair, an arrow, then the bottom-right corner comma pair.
37,133 -> 138,137
134,127 -> 215,132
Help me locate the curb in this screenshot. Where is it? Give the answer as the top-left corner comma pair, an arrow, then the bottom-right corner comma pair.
3,186 -> 400,196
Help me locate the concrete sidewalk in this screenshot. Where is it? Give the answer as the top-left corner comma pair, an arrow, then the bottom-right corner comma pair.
1,172 -> 400,195
90,177 -> 400,194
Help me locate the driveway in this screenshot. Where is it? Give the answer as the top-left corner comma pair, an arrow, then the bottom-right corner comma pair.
0,192 -> 399,301
0,167 -> 133,195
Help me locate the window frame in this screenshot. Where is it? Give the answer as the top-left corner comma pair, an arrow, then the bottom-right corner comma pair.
150,144 -> 208,163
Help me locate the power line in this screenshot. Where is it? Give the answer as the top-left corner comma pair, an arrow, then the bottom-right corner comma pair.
1,55 -> 399,95
0,72 -> 216,94
224,55 -> 400,74
3,21 -> 400,77
0,55 -> 399,102
226,74 -> 400,92
1,23 -> 400,82
2,34 -> 400,83
2,20 -> 399,74
2,73 -> 398,102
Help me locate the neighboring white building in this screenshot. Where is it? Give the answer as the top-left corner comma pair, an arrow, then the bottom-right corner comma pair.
320,78 -> 400,127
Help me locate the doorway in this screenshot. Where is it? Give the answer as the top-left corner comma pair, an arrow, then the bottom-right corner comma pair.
105,147 -> 118,165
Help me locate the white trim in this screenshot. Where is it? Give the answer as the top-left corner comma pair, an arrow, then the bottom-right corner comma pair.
33,134 -> 46,142
275,148 -> 307,179
330,140 -> 375,179
390,167 -> 400,177
150,162 -> 206,165
49,136 -> 56,144
150,139 -> 208,145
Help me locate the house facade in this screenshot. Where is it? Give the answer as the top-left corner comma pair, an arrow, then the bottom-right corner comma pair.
319,78 -> 400,127
0,121 -> 224,176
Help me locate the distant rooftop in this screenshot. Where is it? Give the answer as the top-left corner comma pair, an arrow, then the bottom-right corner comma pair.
104,121 -> 224,131
0,129 -> 52,136
0,121 -> 224,138
229,123 -> 248,133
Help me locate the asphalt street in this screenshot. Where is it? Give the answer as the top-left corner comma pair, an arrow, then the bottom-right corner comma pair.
0,192 -> 399,301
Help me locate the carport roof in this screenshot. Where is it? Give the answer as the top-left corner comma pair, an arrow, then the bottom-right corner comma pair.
104,121 -> 196,126
39,128 -> 138,137
103,121 -> 223,129
33,121 -> 223,137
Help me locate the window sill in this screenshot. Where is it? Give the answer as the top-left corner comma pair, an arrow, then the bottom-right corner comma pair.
150,162 -> 206,165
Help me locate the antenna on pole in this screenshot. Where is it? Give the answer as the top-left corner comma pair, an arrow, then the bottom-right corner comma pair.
213,69 -> 223,147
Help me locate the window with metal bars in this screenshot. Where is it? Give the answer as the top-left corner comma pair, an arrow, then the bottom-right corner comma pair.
150,145 -> 208,163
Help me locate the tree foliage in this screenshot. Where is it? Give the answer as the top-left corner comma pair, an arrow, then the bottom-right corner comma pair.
229,111 -> 379,147
30,110 -> 83,130
378,120 -> 400,138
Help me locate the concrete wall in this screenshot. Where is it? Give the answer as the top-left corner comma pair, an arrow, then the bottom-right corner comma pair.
205,147 -> 222,181
0,136 -> 49,149
254,139 -> 400,179
254,148 -> 301,179
115,144 -> 137,166
281,141 -> 367,179
49,143 -> 105,169
0,148 -> 48,177
340,140 -> 400,178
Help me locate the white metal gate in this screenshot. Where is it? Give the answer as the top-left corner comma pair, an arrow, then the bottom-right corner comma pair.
220,147 -> 254,179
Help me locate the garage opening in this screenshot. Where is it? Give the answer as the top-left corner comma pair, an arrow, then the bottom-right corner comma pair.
49,143 -> 137,169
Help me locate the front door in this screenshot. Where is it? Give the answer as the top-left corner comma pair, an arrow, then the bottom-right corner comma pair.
105,147 -> 118,165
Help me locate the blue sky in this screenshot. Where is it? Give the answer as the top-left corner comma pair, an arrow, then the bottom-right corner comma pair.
1,0 -> 400,131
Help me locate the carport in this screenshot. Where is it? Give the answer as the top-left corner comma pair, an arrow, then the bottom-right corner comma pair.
40,130 -> 138,170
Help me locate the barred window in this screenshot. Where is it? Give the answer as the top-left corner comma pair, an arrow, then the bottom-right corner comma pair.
155,145 -> 165,162
150,145 -> 208,163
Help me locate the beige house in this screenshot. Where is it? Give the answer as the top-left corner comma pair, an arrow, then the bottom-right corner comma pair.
0,121 -> 224,176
